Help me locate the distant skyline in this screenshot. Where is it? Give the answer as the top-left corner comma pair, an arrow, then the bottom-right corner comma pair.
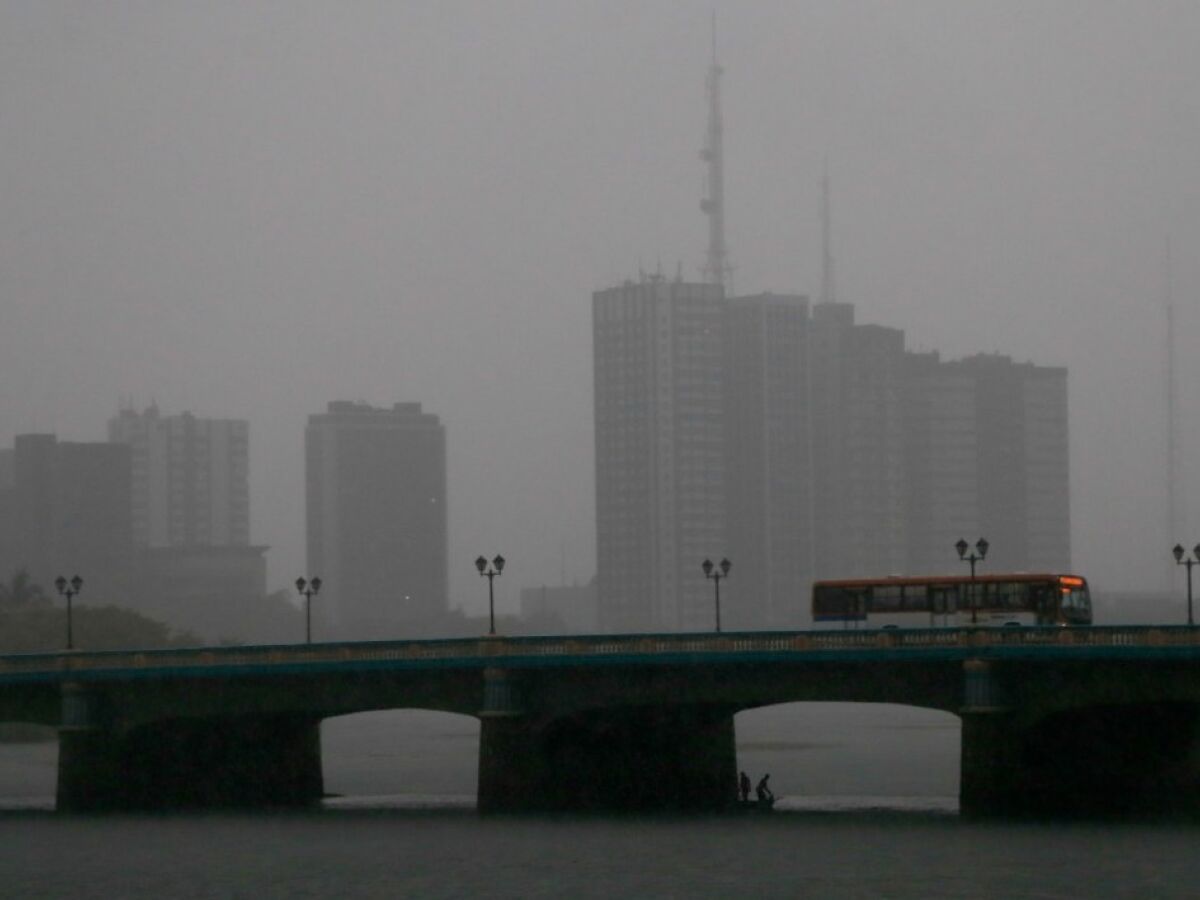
1,3 -> 1197,615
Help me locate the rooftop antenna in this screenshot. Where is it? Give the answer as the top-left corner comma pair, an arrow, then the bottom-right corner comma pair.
820,159 -> 837,305
1166,237 -> 1183,590
700,13 -> 733,293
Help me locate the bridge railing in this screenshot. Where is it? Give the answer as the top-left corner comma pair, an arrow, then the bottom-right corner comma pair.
1,625 -> 1198,679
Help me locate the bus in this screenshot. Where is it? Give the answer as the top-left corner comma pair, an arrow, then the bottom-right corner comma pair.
811,573 -> 1092,628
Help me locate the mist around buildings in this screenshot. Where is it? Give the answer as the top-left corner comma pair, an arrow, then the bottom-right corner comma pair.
0,4 -> 1197,643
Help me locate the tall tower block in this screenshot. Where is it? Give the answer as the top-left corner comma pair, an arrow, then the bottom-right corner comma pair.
593,279 -> 727,632
306,401 -> 448,638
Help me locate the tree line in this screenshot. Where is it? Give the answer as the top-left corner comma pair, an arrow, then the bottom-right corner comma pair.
0,569 -> 200,652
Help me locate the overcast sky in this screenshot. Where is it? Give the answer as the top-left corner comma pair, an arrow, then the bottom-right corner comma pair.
2,2 -> 1197,615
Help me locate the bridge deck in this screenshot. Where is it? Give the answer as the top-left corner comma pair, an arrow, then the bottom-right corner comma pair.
2,626 -> 1199,684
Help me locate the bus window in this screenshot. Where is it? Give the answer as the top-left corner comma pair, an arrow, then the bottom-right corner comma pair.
962,581 -> 984,617
991,582 -> 1026,611
813,585 -> 869,620
812,585 -> 837,618
902,585 -> 927,611
929,585 -> 956,614
872,585 -> 904,612
848,588 -> 868,619
1029,583 -> 1053,624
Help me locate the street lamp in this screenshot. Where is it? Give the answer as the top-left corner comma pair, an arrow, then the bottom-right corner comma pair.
955,538 -> 989,625
54,574 -> 83,650
702,558 -> 731,633
295,576 -> 322,644
1172,544 -> 1200,626
475,555 -> 505,635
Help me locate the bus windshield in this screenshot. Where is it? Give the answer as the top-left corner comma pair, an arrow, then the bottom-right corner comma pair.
1058,578 -> 1091,623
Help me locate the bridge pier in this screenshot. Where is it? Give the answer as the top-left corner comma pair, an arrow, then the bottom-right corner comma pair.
963,702 -> 1200,817
959,662 -> 1200,817
478,670 -> 737,812
57,684 -> 323,811
1016,702 -> 1200,816
57,684 -> 123,812
959,659 -> 1024,816
959,710 -> 1024,816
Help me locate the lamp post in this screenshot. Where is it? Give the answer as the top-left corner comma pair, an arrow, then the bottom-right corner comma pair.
955,537 -> 989,625
702,558 -> 731,633
54,575 -> 83,650
475,555 -> 505,635
1172,544 -> 1200,627
295,576 -> 322,644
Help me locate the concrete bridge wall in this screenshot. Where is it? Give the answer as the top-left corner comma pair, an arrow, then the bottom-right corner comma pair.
3,629 -> 1200,815
960,658 -> 1200,816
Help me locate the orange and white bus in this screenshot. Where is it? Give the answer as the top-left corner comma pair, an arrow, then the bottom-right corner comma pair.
811,573 -> 1092,628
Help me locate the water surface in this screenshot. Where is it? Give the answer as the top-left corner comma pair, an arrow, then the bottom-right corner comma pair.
1,704 -> 1194,898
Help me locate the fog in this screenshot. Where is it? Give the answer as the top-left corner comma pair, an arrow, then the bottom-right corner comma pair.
1,2 -> 1197,617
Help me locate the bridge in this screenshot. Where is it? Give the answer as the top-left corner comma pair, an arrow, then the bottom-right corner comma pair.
3,626 -> 1200,816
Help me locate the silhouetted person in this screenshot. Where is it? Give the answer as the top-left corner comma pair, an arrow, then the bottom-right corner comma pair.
739,770 -> 751,803
756,774 -> 774,805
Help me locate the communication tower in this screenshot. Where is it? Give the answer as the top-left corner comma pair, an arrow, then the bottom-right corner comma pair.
820,163 -> 837,305
1166,239 -> 1183,589
700,17 -> 733,291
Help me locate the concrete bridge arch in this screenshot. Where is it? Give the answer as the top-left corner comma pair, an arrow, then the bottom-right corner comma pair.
6,628 -> 1200,815
320,708 -> 480,799
733,701 -> 960,800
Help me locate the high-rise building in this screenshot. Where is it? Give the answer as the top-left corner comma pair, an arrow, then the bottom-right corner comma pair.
594,280 -> 1072,631
107,407 -> 267,636
305,401 -> 447,638
1019,364 -> 1071,573
903,351 -> 982,575
969,354 -> 1071,573
903,352 -> 1071,575
809,303 -> 908,580
108,405 -> 249,548
724,292 -> 812,627
593,277 -> 726,632
0,449 -> 16,581
10,434 -> 132,602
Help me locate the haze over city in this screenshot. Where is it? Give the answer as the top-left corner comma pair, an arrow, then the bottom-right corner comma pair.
2,2 -> 1197,618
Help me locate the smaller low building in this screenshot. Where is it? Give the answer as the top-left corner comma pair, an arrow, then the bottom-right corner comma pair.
519,581 -> 598,634
130,545 -> 275,643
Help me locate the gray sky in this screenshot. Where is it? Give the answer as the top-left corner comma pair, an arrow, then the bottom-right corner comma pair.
2,1 -> 1197,615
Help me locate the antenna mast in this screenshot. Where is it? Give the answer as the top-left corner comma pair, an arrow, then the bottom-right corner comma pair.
700,14 -> 732,291
1167,238 -> 1182,589
820,163 -> 836,304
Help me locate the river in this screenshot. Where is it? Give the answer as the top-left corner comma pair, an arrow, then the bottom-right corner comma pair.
0,703 -> 1196,898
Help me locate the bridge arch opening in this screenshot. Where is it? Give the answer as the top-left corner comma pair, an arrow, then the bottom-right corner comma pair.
0,721 -> 57,807
734,702 -> 960,805
321,709 -> 480,803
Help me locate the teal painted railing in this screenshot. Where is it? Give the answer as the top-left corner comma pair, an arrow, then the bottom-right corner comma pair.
0,625 -> 1198,682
